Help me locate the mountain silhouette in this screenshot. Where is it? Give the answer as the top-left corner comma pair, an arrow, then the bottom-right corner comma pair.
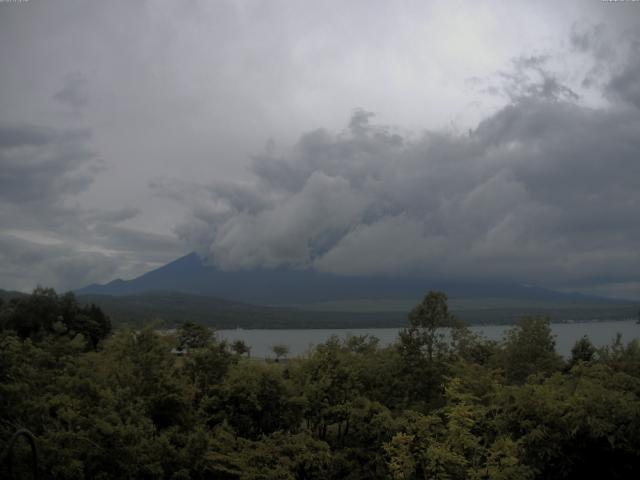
76,252 -> 624,306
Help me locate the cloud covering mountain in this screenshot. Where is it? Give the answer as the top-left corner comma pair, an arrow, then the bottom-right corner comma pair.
158,32 -> 640,297
159,92 -> 640,296
1,1 -> 639,299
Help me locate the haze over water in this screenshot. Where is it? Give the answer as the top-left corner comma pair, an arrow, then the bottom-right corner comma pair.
218,320 -> 640,359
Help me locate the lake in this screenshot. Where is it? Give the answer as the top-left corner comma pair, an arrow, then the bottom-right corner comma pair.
217,320 -> 640,358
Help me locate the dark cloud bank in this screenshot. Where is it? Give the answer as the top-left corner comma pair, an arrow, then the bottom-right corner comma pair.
0,121 -> 178,291
160,45 -> 640,299
2,13 -> 640,299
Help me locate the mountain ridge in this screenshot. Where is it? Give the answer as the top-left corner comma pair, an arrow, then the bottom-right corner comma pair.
75,252 -> 630,307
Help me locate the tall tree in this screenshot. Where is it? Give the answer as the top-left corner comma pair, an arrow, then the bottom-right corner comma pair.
497,316 -> 563,383
400,291 -> 455,361
397,291 -> 456,409
177,321 -> 212,350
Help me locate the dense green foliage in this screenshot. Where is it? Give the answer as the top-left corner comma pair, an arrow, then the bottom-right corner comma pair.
0,287 -> 111,350
1,289 -> 640,478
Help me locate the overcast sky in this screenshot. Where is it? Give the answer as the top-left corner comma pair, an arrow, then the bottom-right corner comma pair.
1,0 -> 640,299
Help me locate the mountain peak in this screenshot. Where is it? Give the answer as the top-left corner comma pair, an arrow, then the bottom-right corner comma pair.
159,252 -> 204,270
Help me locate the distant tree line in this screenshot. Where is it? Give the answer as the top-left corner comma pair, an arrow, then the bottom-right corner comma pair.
0,286 -> 111,350
1,289 -> 639,478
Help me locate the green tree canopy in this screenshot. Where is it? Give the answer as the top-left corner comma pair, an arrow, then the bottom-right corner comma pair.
496,316 -> 564,383
177,321 -> 212,350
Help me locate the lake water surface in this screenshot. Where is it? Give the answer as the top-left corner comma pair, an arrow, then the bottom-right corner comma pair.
217,320 -> 640,358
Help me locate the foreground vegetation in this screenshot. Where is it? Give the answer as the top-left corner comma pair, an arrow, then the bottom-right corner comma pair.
1,288 -> 640,478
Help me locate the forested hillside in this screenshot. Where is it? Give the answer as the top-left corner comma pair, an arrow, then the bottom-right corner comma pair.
1,289 -> 640,478
76,291 -> 407,329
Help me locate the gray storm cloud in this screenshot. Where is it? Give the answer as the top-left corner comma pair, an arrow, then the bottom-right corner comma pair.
0,122 -> 94,203
168,88 -> 640,290
161,25 -> 640,294
2,1 -> 640,296
0,121 -> 179,291
0,234 -> 118,292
